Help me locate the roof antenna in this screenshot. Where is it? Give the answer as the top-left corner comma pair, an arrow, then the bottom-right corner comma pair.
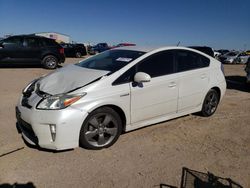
177,41 -> 180,46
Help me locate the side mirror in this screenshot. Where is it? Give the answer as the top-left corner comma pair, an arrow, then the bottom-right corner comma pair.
134,72 -> 151,83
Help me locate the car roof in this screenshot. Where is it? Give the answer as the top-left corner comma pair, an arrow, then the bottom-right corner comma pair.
113,46 -> 166,52
112,45 -> 210,54
6,34 -> 52,40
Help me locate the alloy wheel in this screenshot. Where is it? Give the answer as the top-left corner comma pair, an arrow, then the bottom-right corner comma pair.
43,55 -> 58,69
83,113 -> 119,147
203,91 -> 218,116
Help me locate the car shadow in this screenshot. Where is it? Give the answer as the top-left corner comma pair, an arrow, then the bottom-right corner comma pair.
0,63 -> 44,69
0,64 -> 62,69
0,182 -> 35,188
225,75 -> 250,92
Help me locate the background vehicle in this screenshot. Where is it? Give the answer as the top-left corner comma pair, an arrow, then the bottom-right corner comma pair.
219,51 -> 249,64
245,57 -> 250,83
235,52 -> 250,64
217,49 -> 229,56
188,46 -> 214,57
245,50 -> 250,55
0,35 -> 65,69
88,43 -> 110,54
61,43 -> 87,58
213,50 -> 221,60
112,43 -> 136,49
219,51 -> 239,64
16,46 -> 226,150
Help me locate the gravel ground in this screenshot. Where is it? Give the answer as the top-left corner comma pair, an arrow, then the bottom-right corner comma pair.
0,59 -> 249,188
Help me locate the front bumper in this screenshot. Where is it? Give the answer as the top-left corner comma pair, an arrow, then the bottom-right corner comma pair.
16,101 -> 88,150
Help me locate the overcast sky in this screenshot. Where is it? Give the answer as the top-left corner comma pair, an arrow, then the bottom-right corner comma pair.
0,0 -> 249,50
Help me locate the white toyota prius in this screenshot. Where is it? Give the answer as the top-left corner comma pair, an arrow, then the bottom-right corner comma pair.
16,46 -> 226,150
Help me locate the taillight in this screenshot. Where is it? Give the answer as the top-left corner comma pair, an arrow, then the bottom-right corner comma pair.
59,48 -> 64,54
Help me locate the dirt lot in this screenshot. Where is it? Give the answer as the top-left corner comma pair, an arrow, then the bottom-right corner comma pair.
0,59 -> 249,188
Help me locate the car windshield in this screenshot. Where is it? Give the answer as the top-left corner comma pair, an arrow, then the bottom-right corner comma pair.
76,50 -> 145,72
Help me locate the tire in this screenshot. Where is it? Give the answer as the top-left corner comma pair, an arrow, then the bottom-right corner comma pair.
42,55 -> 58,69
79,107 -> 122,149
201,89 -> 219,117
75,52 -> 82,58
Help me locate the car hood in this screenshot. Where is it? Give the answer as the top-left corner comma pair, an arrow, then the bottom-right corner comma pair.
37,64 -> 109,95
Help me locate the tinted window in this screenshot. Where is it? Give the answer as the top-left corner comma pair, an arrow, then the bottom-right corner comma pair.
3,37 -> 22,46
189,46 -> 214,57
137,51 -> 174,77
176,50 -> 210,72
23,38 -> 40,47
113,66 -> 136,85
41,38 -> 58,47
77,50 -> 145,72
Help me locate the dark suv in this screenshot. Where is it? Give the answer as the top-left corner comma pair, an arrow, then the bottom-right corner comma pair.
0,35 -> 65,69
189,46 -> 214,57
61,43 -> 87,58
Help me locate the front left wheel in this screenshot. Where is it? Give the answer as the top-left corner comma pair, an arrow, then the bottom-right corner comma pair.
79,107 -> 122,149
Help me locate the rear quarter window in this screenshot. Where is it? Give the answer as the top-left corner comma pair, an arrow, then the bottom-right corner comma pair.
41,38 -> 59,47
176,50 -> 210,72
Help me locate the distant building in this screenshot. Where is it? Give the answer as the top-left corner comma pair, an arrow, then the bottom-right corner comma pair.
34,32 -> 70,43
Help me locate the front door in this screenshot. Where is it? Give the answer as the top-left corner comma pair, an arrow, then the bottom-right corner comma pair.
130,50 -> 178,124
0,36 -> 23,63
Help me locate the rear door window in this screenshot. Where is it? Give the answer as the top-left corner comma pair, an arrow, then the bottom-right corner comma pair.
41,39 -> 57,47
23,38 -> 40,47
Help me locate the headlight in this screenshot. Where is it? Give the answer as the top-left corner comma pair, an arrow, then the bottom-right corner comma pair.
36,93 -> 86,110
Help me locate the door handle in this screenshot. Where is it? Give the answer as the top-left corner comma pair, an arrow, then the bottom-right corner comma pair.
201,74 -> 206,79
168,82 -> 177,88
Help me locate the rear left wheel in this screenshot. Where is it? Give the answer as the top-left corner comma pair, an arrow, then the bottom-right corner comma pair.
75,52 -> 82,58
42,55 -> 58,69
201,89 -> 219,117
79,107 -> 122,149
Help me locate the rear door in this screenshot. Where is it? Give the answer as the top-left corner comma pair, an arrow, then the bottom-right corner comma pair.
175,50 -> 210,112
21,37 -> 42,63
130,50 -> 178,124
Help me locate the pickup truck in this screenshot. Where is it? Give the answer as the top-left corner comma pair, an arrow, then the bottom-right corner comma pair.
61,43 -> 87,58
88,43 -> 110,55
